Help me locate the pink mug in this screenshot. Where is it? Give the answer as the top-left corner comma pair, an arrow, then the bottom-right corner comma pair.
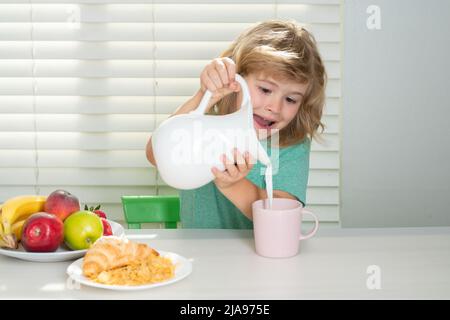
252,198 -> 319,258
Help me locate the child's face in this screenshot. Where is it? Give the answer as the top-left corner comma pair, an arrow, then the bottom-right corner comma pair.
241,73 -> 308,140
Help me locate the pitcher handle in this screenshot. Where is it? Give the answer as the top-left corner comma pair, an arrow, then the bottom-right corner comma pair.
191,74 -> 251,115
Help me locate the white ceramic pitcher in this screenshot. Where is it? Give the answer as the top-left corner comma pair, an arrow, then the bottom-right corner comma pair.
151,74 -> 271,190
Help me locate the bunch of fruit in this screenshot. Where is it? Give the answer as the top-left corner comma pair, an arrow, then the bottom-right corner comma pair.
0,189 -> 113,252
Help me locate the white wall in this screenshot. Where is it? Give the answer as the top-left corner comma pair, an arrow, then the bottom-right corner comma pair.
341,0 -> 450,227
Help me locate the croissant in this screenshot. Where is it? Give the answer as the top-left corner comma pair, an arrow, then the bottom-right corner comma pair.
82,236 -> 159,279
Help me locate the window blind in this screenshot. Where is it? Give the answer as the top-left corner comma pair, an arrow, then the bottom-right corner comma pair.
0,0 -> 341,224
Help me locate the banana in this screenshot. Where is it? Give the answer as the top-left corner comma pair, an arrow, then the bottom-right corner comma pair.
1,208 -> 23,243
1,209 -> 26,243
1,195 -> 47,236
0,203 -> 3,231
11,219 -> 26,241
0,203 -> 4,238
0,220 -> 16,249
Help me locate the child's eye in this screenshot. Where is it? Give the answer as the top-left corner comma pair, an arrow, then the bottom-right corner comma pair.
286,97 -> 297,104
258,86 -> 271,95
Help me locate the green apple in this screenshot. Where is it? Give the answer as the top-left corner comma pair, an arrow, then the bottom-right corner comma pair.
63,210 -> 104,250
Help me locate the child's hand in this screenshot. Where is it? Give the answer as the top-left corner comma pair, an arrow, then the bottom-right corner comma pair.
212,149 -> 254,189
200,57 -> 241,111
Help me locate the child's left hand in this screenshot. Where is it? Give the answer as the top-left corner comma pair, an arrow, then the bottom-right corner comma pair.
212,149 -> 254,189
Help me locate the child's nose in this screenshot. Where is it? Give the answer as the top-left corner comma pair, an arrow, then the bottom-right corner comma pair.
265,98 -> 282,113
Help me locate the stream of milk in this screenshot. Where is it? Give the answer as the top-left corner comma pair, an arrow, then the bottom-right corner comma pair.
265,164 -> 273,209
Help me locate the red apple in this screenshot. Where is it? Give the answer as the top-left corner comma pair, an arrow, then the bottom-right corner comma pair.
44,189 -> 80,221
21,212 -> 64,252
101,218 -> 113,236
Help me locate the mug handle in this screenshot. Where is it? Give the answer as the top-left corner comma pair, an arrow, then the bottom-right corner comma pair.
299,209 -> 319,240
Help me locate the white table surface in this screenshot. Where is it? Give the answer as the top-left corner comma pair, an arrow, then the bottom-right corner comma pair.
1,226 -> 449,300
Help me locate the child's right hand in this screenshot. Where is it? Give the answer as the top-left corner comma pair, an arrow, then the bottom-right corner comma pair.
199,57 -> 241,111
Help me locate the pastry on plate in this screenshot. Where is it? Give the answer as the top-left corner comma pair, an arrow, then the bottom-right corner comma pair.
82,236 -> 174,286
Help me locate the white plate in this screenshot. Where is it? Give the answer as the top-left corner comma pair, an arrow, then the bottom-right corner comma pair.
66,250 -> 192,291
0,220 -> 124,262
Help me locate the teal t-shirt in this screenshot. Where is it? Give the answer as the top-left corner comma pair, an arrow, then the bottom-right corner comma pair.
179,139 -> 311,229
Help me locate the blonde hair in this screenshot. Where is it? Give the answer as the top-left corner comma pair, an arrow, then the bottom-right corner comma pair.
212,20 -> 326,146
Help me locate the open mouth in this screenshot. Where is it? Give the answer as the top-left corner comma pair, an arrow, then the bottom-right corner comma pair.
253,114 -> 276,129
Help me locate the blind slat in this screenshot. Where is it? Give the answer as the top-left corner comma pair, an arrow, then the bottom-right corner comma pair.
0,168 -> 338,187
0,42 -> 340,60
0,132 -> 339,151
0,185 -> 337,207
0,96 -> 187,113
0,114 -> 339,133
0,150 -> 339,169
0,78 -> 341,97
0,4 -> 340,23
0,60 -> 341,78
0,1 -> 340,5
0,96 -> 341,115
0,23 -> 340,42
